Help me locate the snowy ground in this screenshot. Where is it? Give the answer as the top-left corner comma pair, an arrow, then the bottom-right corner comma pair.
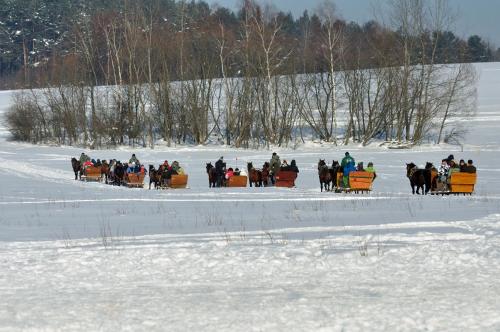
1,63 -> 500,331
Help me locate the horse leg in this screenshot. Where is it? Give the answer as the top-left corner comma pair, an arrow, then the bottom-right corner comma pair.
411,184 -> 416,195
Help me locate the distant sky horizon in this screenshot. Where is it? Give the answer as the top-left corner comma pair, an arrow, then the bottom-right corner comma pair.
207,0 -> 500,47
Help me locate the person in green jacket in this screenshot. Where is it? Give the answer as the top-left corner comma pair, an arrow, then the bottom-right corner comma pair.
129,154 -> 140,165
79,152 -> 90,164
269,152 -> 281,185
366,162 -> 377,181
341,152 -> 354,168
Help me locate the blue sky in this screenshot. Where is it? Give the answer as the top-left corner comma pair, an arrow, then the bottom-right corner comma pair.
207,0 -> 500,47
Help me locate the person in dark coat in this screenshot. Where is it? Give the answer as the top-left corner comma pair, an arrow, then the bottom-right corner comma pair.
464,160 -> 477,173
215,156 -> 226,187
459,159 -> 466,172
446,154 -> 455,166
289,160 -> 299,173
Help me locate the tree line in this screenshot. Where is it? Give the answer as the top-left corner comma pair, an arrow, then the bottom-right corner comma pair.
5,0 -> 478,148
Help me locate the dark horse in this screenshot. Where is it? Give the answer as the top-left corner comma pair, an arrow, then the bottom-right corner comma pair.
406,162 -> 432,195
148,165 -> 162,189
329,160 -> 341,189
206,162 -> 217,188
71,158 -> 81,180
318,159 -> 332,192
247,162 -> 262,187
113,162 -> 125,186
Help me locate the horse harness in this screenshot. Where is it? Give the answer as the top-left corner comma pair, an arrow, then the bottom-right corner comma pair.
408,166 -> 419,179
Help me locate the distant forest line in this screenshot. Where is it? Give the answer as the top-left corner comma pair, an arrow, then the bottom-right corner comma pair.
3,0 -> 481,148
0,0 -> 497,88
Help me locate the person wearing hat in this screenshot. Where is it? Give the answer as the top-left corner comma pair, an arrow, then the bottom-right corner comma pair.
269,152 -> 281,185
341,152 -> 354,168
79,152 -> 90,164
447,160 -> 460,185
341,152 -> 355,188
366,162 -> 377,180
215,156 -> 226,187
459,159 -> 466,172
446,154 -> 455,166
129,154 -> 140,165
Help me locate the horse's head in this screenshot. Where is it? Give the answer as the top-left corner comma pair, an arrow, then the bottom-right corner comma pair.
425,162 -> 434,170
332,160 -> 339,167
247,162 -> 253,171
149,164 -> 155,172
406,163 -> 417,177
206,162 -> 213,173
318,159 -> 326,169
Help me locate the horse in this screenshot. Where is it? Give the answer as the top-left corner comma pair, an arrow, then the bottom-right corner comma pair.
148,165 -> 162,189
113,163 -> 125,186
262,162 -> 271,186
71,158 -> 81,180
206,162 -> 217,188
318,159 -> 332,192
101,162 -> 110,184
406,162 -> 431,195
247,162 -> 262,187
425,162 -> 438,191
329,160 -> 341,189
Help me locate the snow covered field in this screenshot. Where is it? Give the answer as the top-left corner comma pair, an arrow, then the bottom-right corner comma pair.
1,63 -> 500,331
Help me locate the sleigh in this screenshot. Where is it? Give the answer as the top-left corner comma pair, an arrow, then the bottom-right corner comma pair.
335,171 -> 374,193
431,172 -> 477,195
169,174 -> 189,189
275,171 -> 298,188
125,173 -> 145,188
81,166 -> 102,182
227,175 -> 248,187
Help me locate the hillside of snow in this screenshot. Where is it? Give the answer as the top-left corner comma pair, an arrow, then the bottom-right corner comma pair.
0,63 -> 500,331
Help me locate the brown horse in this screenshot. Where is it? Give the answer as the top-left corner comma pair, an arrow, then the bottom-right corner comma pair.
262,162 -> 271,186
101,162 -> 110,184
71,158 -> 81,180
206,163 -> 217,188
318,159 -> 332,192
148,165 -> 162,189
247,162 -> 262,187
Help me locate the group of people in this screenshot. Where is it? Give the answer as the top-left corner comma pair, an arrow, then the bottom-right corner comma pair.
269,152 -> 299,185
79,153 -> 148,185
155,160 -> 186,187
340,152 -> 376,188
436,154 -> 476,190
211,153 -> 300,187
214,156 -> 247,186
79,153 -> 110,173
